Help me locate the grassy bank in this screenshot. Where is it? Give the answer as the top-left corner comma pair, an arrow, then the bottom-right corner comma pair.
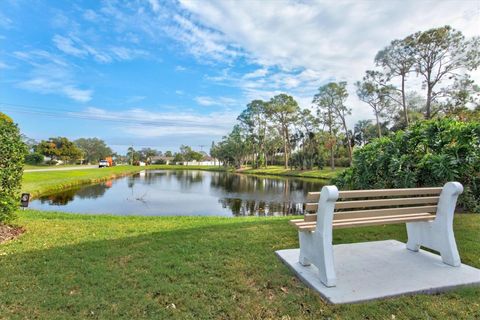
24,164 -> 88,170
1,211 -> 478,319
21,165 -> 227,198
22,166 -> 148,198
240,165 -> 344,180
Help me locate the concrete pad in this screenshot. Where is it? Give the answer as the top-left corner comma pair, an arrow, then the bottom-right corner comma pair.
276,240 -> 480,304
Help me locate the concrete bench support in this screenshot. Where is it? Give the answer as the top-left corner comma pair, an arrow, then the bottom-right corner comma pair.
298,186 -> 339,287
406,182 -> 463,266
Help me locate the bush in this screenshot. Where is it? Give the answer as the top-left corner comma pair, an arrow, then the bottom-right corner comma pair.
25,153 -> 44,165
0,113 -> 27,223
153,159 -> 166,165
334,118 -> 480,213
334,157 -> 351,168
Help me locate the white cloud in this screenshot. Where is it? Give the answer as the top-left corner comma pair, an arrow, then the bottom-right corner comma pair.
195,96 -> 237,107
63,86 -> 93,102
148,0 -> 161,13
163,14 -> 241,62
53,34 -> 148,63
176,0 -> 480,126
13,50 -> 93,102
0,12 -> 13,29
175,65 -> 187,72
74,107 -> 237,138
83,9 -> 100,22
53,35 -> 87,57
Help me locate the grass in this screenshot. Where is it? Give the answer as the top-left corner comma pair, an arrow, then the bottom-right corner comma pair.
24,164 -> 88,170
22,166 -> 148,198
240,165 -> 345,180
0,211 -> 478,319
21,165 -> 227,198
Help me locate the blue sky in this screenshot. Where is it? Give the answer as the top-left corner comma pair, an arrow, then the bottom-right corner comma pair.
1,0 -> 478,153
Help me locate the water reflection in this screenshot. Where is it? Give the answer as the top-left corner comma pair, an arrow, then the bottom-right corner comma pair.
39,182 -> 111,205
31,170 -> 326,216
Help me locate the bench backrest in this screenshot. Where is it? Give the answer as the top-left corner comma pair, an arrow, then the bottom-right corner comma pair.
303,187 -> 443,222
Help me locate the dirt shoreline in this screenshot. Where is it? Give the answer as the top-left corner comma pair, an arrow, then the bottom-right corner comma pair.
0,224 -> 25,244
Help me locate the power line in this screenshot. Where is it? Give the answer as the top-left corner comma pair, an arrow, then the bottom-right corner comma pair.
0,102 -> 217,128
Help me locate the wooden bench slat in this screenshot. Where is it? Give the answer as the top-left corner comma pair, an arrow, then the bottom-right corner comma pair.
335,197 -> 440,209
333,214 -> 435,229
306,187 -> 443,202
305,197 -> 440,212
304,205 -> 438,220
291,212 -> 435,228
294,213 -> 435,231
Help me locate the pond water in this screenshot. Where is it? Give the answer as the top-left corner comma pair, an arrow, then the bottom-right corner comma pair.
29,170 -> 326,217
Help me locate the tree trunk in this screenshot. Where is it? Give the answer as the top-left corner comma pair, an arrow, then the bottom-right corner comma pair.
375,111 -> 382,138
328,110 -> 335,170
401,75 -> 409,126
284,127 -> 289,169
426,84 -> 432,119
342,119 -> 353,166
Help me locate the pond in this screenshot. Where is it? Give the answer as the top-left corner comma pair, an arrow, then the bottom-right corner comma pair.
29,170 -> 327,217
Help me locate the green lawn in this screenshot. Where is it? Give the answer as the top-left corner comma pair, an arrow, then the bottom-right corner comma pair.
0,211 -> 478,319
24,164 -> 88,170
22,166 -> 149,197
240,165 -> 345,180
21,165 -> 227,198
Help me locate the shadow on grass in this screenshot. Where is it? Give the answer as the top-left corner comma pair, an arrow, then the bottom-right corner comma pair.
0,217 -> 479,319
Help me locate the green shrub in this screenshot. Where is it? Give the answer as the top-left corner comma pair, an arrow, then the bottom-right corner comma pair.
25,153 -> 44,165
334,157 -> 351,168
0,113 -> 28,222
334,118 -> 480,213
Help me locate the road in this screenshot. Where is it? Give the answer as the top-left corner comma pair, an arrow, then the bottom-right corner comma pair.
24,165 -> 98,173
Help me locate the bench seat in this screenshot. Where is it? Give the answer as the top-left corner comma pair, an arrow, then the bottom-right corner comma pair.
290,212 -> 436,231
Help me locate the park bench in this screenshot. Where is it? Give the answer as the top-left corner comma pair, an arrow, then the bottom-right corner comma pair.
289,182 -> 464,287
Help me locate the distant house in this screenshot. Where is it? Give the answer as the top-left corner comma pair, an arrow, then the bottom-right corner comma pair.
151,156 -> 174,165
181,156 -> 222,166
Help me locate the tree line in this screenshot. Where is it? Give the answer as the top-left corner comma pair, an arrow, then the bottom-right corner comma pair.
24,135 -> 208,166
211,26 -> 480,170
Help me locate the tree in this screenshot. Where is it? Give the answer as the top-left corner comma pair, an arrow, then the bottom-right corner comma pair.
74,138 -> 112,164
314,82 -> 353,166
375,39 -> 415,126
138,148 -> 158,164
36,137 -> 82,164
356,71 -> 394,138
164,150 -> 173,157
25,153 -> 44,165
0,113 -> 27,222
35,140 -> 59,160
212,125 -> 249,168
440,74 -> 480,113
21,135 -> 37,152
294,108 -> 321,169
406,26 -> 480,118
265,94 -> 300,168
263,126 -> 283,166
237,100 -> 268,168
354,120 -> 375,146
127,147 -> 139,165
178,145 -> 204,162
